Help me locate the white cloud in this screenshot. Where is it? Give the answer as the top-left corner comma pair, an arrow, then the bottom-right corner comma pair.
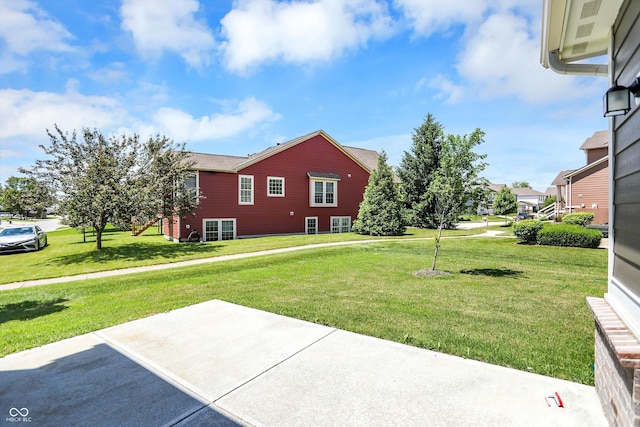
422,10 -> 605,105
220,0 -> 394,73
0,87 -> 126,141
89,62 -> 129,84
393,0 -> 489,36
151,98 -> 281,142
0,0 -> 75,73
120,0 -> 216,68
427,75 -> 465,103
458,12 -> 608,104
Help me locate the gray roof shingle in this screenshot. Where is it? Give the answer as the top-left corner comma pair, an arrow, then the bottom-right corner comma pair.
580,130 -> 608,150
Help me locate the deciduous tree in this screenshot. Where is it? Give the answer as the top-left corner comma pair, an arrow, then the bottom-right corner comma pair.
29,126 -> 141,249
493,186 -> 517,224
427,130 -> 488,271
1,176 -> 53,218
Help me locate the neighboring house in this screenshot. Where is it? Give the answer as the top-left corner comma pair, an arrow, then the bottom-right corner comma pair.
550,131 -> 609,224
510,187 -> 546,213
162,130 -> 379,241
542,1 -> 640,425
477,183 -> 506,215
477,183 -> 545,215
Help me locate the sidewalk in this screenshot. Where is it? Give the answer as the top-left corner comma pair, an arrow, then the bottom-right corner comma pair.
0,300 -> 607,427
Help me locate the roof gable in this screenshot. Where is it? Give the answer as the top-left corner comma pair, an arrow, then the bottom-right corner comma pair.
186,130 -> 379,174
235,130 -> 373,173
580,130 -> 608,151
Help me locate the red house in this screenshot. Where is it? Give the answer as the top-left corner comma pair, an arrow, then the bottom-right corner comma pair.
163,130 -> 380,241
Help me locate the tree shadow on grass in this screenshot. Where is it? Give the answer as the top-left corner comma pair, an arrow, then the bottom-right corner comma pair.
43,242 -> 225,267
0,298 -> 69,324
460,268 -> 524,278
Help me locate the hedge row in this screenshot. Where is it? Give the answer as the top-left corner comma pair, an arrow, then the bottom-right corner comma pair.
562,212 -> 595,227
513,220 -> 602,248
537,224 -> 602,249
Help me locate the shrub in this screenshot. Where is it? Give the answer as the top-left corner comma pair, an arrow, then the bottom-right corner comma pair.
513,219 -> 543,244
537,223 -> 602,248
562,212 -> 595,227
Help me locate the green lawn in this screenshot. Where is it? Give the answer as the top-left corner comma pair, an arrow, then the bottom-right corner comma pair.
0,236 -> 607,385
0,226 -> 485,284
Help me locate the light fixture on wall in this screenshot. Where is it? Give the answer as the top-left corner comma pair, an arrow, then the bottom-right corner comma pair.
604,77 -> 640,117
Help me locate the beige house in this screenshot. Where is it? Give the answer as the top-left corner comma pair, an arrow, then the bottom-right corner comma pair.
542,1 -> 640,425
550,131 -> 609,224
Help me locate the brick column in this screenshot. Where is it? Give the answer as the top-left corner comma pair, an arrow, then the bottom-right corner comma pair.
588,297 -> 640,427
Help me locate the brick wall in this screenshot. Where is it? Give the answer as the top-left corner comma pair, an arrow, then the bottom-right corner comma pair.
589,297 -> 640,426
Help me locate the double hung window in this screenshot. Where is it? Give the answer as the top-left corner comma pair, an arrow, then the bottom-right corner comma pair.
239,175 -> 254,205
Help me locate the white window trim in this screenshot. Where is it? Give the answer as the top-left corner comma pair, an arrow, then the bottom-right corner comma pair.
330,216 -> 351,233
202,218 -> 237,241
267,176 -> 285,197
305,216 -> 318,234
310,178 -> 338,207
239,175 -> 254,205
185,171 -> 200,203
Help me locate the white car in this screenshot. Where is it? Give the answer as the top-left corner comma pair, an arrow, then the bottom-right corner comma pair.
0,225 -> 48,253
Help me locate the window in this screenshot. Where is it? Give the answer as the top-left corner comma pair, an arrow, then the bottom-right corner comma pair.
310,179 -> 338,207
331,216 -> 351,233
239,175 -> 254,205
204,219 -> 236,241
267,176 -> 285,197
183,171 -> 198,198
305,217 -> 318,234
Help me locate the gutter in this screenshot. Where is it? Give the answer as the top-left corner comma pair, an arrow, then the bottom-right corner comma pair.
547,49 -> 608,77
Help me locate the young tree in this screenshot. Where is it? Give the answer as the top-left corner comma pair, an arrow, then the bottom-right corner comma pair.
396,113 -> 445,228
427,130 -> 488,271
29,126 -> 142,250
352,151 -> 405,236
492,186 -> 517,224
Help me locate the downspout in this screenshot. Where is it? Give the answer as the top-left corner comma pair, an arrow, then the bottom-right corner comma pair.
568,176 -> 573,214
547,49 -> 608,77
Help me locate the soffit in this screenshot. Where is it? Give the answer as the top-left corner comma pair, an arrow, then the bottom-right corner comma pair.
541,0 -> 624,67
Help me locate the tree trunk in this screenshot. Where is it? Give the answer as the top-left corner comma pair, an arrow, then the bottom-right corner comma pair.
96,227 -> 103,250
431,222 -> 445,271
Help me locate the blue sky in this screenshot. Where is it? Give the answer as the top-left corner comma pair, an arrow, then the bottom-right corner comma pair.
0,0 -> 609,191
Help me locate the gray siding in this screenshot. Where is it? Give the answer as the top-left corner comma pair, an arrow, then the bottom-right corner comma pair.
612,1 -> 640,295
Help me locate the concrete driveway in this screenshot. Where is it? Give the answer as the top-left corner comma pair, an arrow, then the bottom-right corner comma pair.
0,300 -> 607,427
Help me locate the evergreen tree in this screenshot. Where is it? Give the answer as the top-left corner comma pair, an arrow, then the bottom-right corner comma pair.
352,151 -> 405,236
396,113 -> 446,228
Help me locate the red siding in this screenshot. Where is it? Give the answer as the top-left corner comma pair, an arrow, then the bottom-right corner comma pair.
177,135 -> 370,238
